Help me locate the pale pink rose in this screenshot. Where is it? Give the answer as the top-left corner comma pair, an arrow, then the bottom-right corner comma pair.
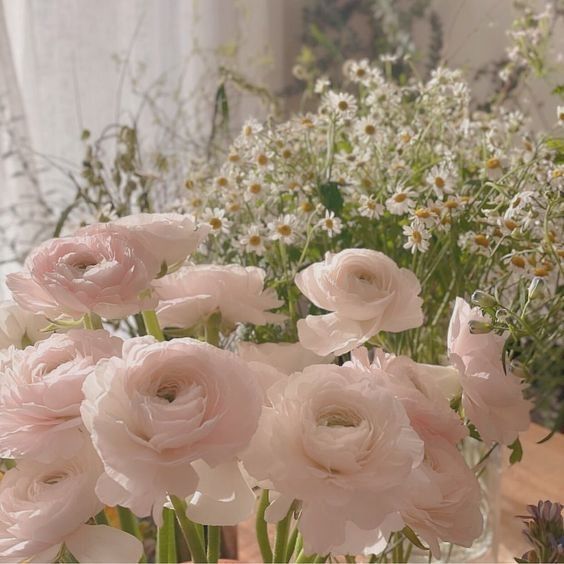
81,337 -> 262,523
401,437 -> 483,557
154,264 -> 284,329
6,224 -> 161,319
448,298 -> 531,444
0,444 -> 142,563
295,249 -> 423,355
0,330 -> 122,462
349,348 -> 466,445
0,300 -> 49,349
105,212 -> 209,272
242,362 -> 423,555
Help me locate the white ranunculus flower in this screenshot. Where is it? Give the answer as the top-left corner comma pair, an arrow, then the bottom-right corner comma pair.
81,336 -> 263,524
242,362 -> 423,555
0,300 -> 49,349
295,249 -> 424,355
0,445 -> 143,563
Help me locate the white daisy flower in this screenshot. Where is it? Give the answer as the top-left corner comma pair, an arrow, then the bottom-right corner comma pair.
318,210 -> 343,237
267,214 -> 298,244
358,195 -> 384,219
202,207 -> 232,235
403,222 -> 431,254
385,188 -> 416,215
240,226 -> 266,256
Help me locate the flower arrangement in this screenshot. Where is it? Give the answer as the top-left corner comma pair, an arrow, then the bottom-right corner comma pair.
0,210 -> 535,562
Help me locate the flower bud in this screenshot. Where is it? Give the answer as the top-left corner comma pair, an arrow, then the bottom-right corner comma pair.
527,277 -> 544,300
471,290 -> 497,308
468,320 -> 492,334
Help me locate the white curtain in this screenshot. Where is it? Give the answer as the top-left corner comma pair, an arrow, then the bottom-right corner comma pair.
0,0 -> 303,293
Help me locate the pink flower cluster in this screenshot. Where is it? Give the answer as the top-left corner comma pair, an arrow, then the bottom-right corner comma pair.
0,217 -> 531,562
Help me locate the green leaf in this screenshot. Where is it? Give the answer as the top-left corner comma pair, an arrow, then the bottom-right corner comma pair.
319,181 -> 344,214
402,526 -> 428,551
467,423 -> 483,442
551,84 -> 564,98
509,437 -> 523,465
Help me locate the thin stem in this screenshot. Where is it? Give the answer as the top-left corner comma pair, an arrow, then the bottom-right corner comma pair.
170,495 -> 207,563
94,509 -> 109,525
206,526 -> 221,563
83,312 -> 103,330
273,510 -> 292,563
157,508 -> 177,564
256,490 -> 273,563
285,526 -> 300,563
142,310 -> 165,341
204,312 -> 221,347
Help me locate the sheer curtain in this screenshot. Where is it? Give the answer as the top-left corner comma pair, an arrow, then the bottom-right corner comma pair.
0,0 -> 303,293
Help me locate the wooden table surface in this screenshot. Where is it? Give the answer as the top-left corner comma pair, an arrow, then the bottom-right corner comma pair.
238,423 -> 564,563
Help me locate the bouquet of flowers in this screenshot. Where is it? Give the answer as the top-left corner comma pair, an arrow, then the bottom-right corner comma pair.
0,210 -> 534,562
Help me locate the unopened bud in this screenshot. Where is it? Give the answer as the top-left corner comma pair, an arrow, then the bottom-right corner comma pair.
527,277 -> 544,300
471,290 -> 497,308
468,320 -> 492,334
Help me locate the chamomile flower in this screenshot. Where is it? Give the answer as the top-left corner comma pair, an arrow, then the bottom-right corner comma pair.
268,214 -> 298,244
355,117 -> 379,142
318,210 -> 343,237
202,207 -> 232,235
426,164 -> 455,196
314,76 -> 330,94
403,222 -> 431,254
240,226 -> 266,256
244,176 -> 267,201
324,92 -> 358,119
358,195 -> 384,219
385,188 -> 416,215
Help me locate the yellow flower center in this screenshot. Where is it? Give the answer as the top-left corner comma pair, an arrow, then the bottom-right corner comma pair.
257,154 -> 268,166
511,256 -> 526,268
209,218 -> 222,230
364,124 -> 376,136
338,100 -> 349,111
277,224 -> 292,237
249,235 -> 262,246
486,157 -> 501,170
474,234 -> 489,247
393,193 -> 407,203
249,183 -> 262,194
434,176 -> 445,189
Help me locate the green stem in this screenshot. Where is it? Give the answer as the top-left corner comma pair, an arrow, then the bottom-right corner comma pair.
285,526 -> 300,563
170,495 -> 207,563
256,490 -> 273,563
117,506 -> 143,542
83,312 -> 103,330
157,508 -> 177,563
94,508 -> 109,525
142,310 -> 165,341
206,526 -> 221,563
273,510 -> 292,563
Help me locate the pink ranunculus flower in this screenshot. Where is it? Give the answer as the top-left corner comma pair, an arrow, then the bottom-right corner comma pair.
154,264 -> 285,330
237,341 -> 335,399
81,336 -> 263,524
242,362 -> 423,555
295,249 -> 424,356
447,298 -> 531,445
349,348 -> 466,445
6,224 -> 161,320
401,436 -> 483,557
0,444 -> 143,563
104,212 -> 209,272
0,329 -> 122,463
0,300 -> 49,350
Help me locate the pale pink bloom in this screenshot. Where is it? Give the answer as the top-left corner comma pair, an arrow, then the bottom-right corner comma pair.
109,212 -> 209,271
0,330 -> 122,463
82,337 -> 262,524
401,437 -> 483,557
448,298 -> 531,444
295,249 -> 423,355
0,444 -> 143,563
350,348 -> 466,445
242,362 -> 423,555
154,264 -> 284,329
6,225 -> 161,319
238,341 -> 335,402
0,300 -> 49,349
